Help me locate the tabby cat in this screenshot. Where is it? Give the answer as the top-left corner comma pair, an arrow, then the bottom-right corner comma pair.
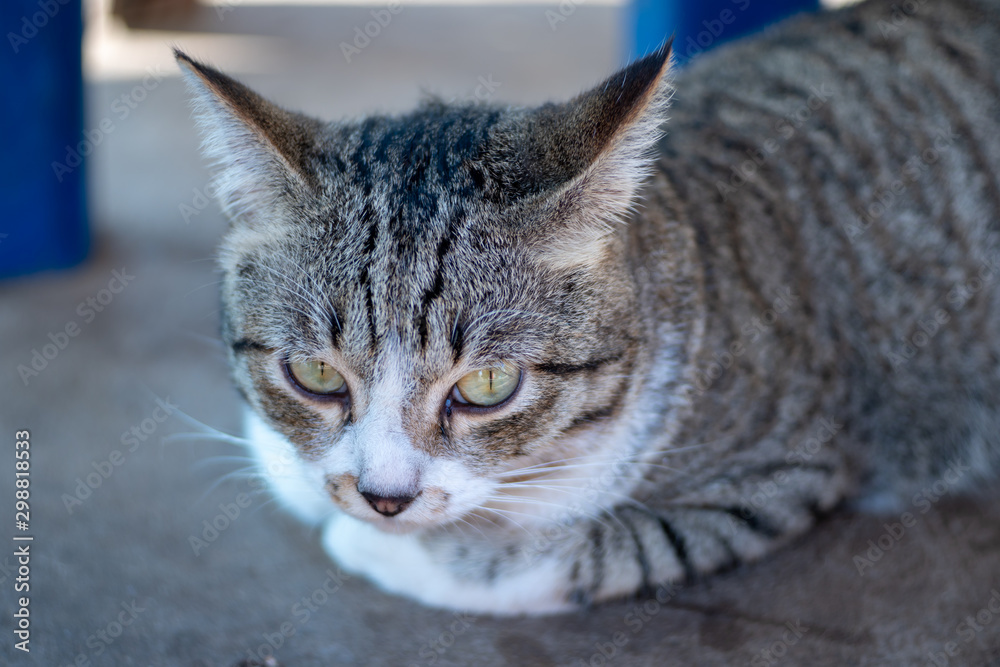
176,0 -> 1000,614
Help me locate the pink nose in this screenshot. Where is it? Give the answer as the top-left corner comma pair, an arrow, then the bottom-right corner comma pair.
360,490 -> 418,517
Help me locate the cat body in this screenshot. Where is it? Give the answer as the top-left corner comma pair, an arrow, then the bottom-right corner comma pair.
177,0 -> 1000,614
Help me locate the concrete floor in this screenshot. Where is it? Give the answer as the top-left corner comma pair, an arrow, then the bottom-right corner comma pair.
3,2 -> 1000,665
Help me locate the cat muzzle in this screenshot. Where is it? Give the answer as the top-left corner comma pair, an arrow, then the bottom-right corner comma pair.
359,488 -> 421,517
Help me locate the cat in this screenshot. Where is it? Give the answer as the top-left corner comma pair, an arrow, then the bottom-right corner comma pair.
175,0 -> 1000,615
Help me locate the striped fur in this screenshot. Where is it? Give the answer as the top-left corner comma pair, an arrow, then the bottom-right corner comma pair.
176,0 -> 1000,614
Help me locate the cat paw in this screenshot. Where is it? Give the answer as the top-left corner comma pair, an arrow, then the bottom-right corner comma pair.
320,514 -> 576,615
321,514 -> 415,580
321,513 -> 457,602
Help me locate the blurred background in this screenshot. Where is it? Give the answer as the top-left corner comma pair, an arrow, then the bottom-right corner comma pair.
4,0 -> 838,282
14,0 -> 1000,665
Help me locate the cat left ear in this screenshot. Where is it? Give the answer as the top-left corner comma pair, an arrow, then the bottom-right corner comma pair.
525,41 -> 673,269
174,49 -> 321,228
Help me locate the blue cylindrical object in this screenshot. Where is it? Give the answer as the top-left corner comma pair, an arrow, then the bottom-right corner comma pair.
630,0 -> 821,65
0,0 -> 88,280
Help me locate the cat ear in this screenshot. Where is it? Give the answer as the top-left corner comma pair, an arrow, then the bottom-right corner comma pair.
521,42 -> 673,269
174,48 -> 321,228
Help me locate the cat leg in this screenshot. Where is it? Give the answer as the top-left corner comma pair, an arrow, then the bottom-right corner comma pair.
321,506 -> 692,614
321,512 -> 587,614
540,458 -> 852,606
322,460 -> 849,614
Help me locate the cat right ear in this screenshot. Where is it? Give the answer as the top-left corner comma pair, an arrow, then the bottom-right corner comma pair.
509,42 -> 674,271
174,49 -> 320,228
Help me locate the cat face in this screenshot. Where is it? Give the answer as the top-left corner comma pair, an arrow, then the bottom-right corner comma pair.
218,163 -> 639,530
176,46 -> 673,530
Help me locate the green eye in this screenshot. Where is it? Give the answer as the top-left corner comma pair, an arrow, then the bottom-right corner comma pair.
453,363 -> 520,407
287,360 -> 346,396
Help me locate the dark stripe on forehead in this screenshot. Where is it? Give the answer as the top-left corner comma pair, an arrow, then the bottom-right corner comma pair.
418,216 -> 458,349
357,201 -> 379,348
350,118 -> 378,190
457,109 -> 503,199
450,318 -> 465,361
405,141 -> 430,188
435,115 -> 458,181
375,121 -> 406,163
329,307 -> 343,348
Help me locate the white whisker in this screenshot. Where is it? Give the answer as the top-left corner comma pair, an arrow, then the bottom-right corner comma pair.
162,431 -> 251,449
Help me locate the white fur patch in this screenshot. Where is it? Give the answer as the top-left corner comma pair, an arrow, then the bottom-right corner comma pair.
244,407 -> 333,525
351,344 -> 425,497
322,513 -> 576,615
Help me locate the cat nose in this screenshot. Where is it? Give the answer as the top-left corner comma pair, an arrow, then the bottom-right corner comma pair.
359,489 -> 419,517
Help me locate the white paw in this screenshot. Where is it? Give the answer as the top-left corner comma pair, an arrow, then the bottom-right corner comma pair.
322,514 -> 448,597
321,514 -> 576,615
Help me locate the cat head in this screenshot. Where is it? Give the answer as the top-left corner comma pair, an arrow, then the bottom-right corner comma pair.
176,45 -> 673,531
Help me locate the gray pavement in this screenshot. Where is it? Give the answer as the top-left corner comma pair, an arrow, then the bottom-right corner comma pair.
3,4 -> 1000,665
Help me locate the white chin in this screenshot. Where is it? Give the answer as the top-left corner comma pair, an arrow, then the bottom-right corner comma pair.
357,510 -> 450,534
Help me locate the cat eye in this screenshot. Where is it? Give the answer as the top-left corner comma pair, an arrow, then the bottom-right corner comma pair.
286,359 -> 347,397
452,363 -> 521,408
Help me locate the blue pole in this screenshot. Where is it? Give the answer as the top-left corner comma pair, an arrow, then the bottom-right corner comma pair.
629,0 -> 821,65
1,0 -> 89,280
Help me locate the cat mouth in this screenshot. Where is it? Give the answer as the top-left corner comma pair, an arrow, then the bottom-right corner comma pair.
359,489 -> 422,518
327,473 -> 456,529
355,501 -> 464,535
362,514 -> 428,534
